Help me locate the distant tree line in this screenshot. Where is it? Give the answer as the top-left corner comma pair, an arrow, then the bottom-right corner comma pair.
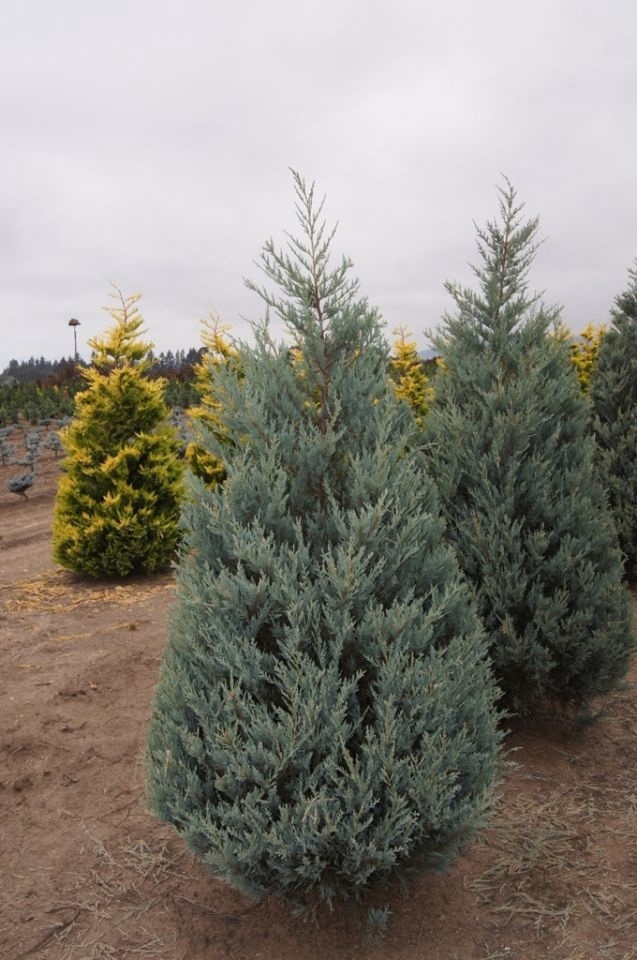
1,355 -> 83,385
0,346 -> 205,425
1,347 -> 204,384
147,346 -> 203,375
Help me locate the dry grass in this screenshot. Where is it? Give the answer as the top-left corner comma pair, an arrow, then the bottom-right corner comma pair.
10,831 -> 190,960
472,791 -> 592,925
470,756 -> 637,958
2,569 -> 171,614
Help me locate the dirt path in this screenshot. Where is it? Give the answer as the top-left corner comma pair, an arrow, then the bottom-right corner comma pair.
1,454 -> 636,959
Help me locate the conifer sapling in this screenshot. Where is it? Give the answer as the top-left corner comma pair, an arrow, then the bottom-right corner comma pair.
185,312 -> 240,487
52,288 -> 184,577
146,172 -> 501,912
389,327 -> 434,429
569,322 -> 607,394
590,260 -> 637,578
424,180 -> 634,717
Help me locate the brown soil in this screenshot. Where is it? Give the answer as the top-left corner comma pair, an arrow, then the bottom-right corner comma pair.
1,446 -> 636,960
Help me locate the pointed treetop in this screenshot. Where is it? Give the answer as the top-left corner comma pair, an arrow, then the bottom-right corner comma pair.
473,178 -> 539,290
440,177 -> 556,351
611,259 -> 637,329
244,170 -> 369,345
199,309 -> 236,360
243,170 -> 387,436
88,284 -> 153,369
389,327 -> 434,427
569,322 -> 607,393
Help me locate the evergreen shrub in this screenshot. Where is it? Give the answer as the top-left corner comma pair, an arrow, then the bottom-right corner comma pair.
146,173 -> 501,912
389,327 -> 434,429
590,261 -> 637,578
185,312 -> 240,487
569,322 -> 607,394
424,180 -> 634,717
52,289 -> 184,577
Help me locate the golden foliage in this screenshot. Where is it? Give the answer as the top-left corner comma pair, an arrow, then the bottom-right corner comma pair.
389,327 -> 434,427
569,322 -> 607,393
186,312 -> 239,486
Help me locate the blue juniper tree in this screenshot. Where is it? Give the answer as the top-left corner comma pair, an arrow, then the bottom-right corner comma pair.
424,179 -> 634,718
590,260 -> 637,580
146,172 -> 501,912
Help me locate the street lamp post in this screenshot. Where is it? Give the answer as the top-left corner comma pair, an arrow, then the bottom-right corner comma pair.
68,318 -> 81,360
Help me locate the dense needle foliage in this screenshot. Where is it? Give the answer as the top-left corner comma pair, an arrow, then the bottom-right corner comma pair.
424,181 -> 633,717
590,261 -> 637,579
52,289 -> 184,577
569,322 -> 607,394
146,173 -> 501,912
185,313 -> 240,487
389,327 -> 434,429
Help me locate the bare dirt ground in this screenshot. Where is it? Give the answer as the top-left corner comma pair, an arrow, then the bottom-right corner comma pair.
1,444 -> 636,960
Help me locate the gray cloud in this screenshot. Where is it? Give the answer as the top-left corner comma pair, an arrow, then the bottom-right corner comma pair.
2,0 -> 636,367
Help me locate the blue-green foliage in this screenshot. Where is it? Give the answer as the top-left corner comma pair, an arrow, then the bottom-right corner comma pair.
0,380 -> 79,426
590,261 -> 637,579
146,173 -> 501,911
425,180 -> 634,717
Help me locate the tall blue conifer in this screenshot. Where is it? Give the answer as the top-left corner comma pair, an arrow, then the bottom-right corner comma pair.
425,180 -> 634,718
590,261 -> 637,579
146,173 -> 500,911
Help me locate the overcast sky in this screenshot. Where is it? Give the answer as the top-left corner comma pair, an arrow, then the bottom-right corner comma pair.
2,0 -> 636,369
